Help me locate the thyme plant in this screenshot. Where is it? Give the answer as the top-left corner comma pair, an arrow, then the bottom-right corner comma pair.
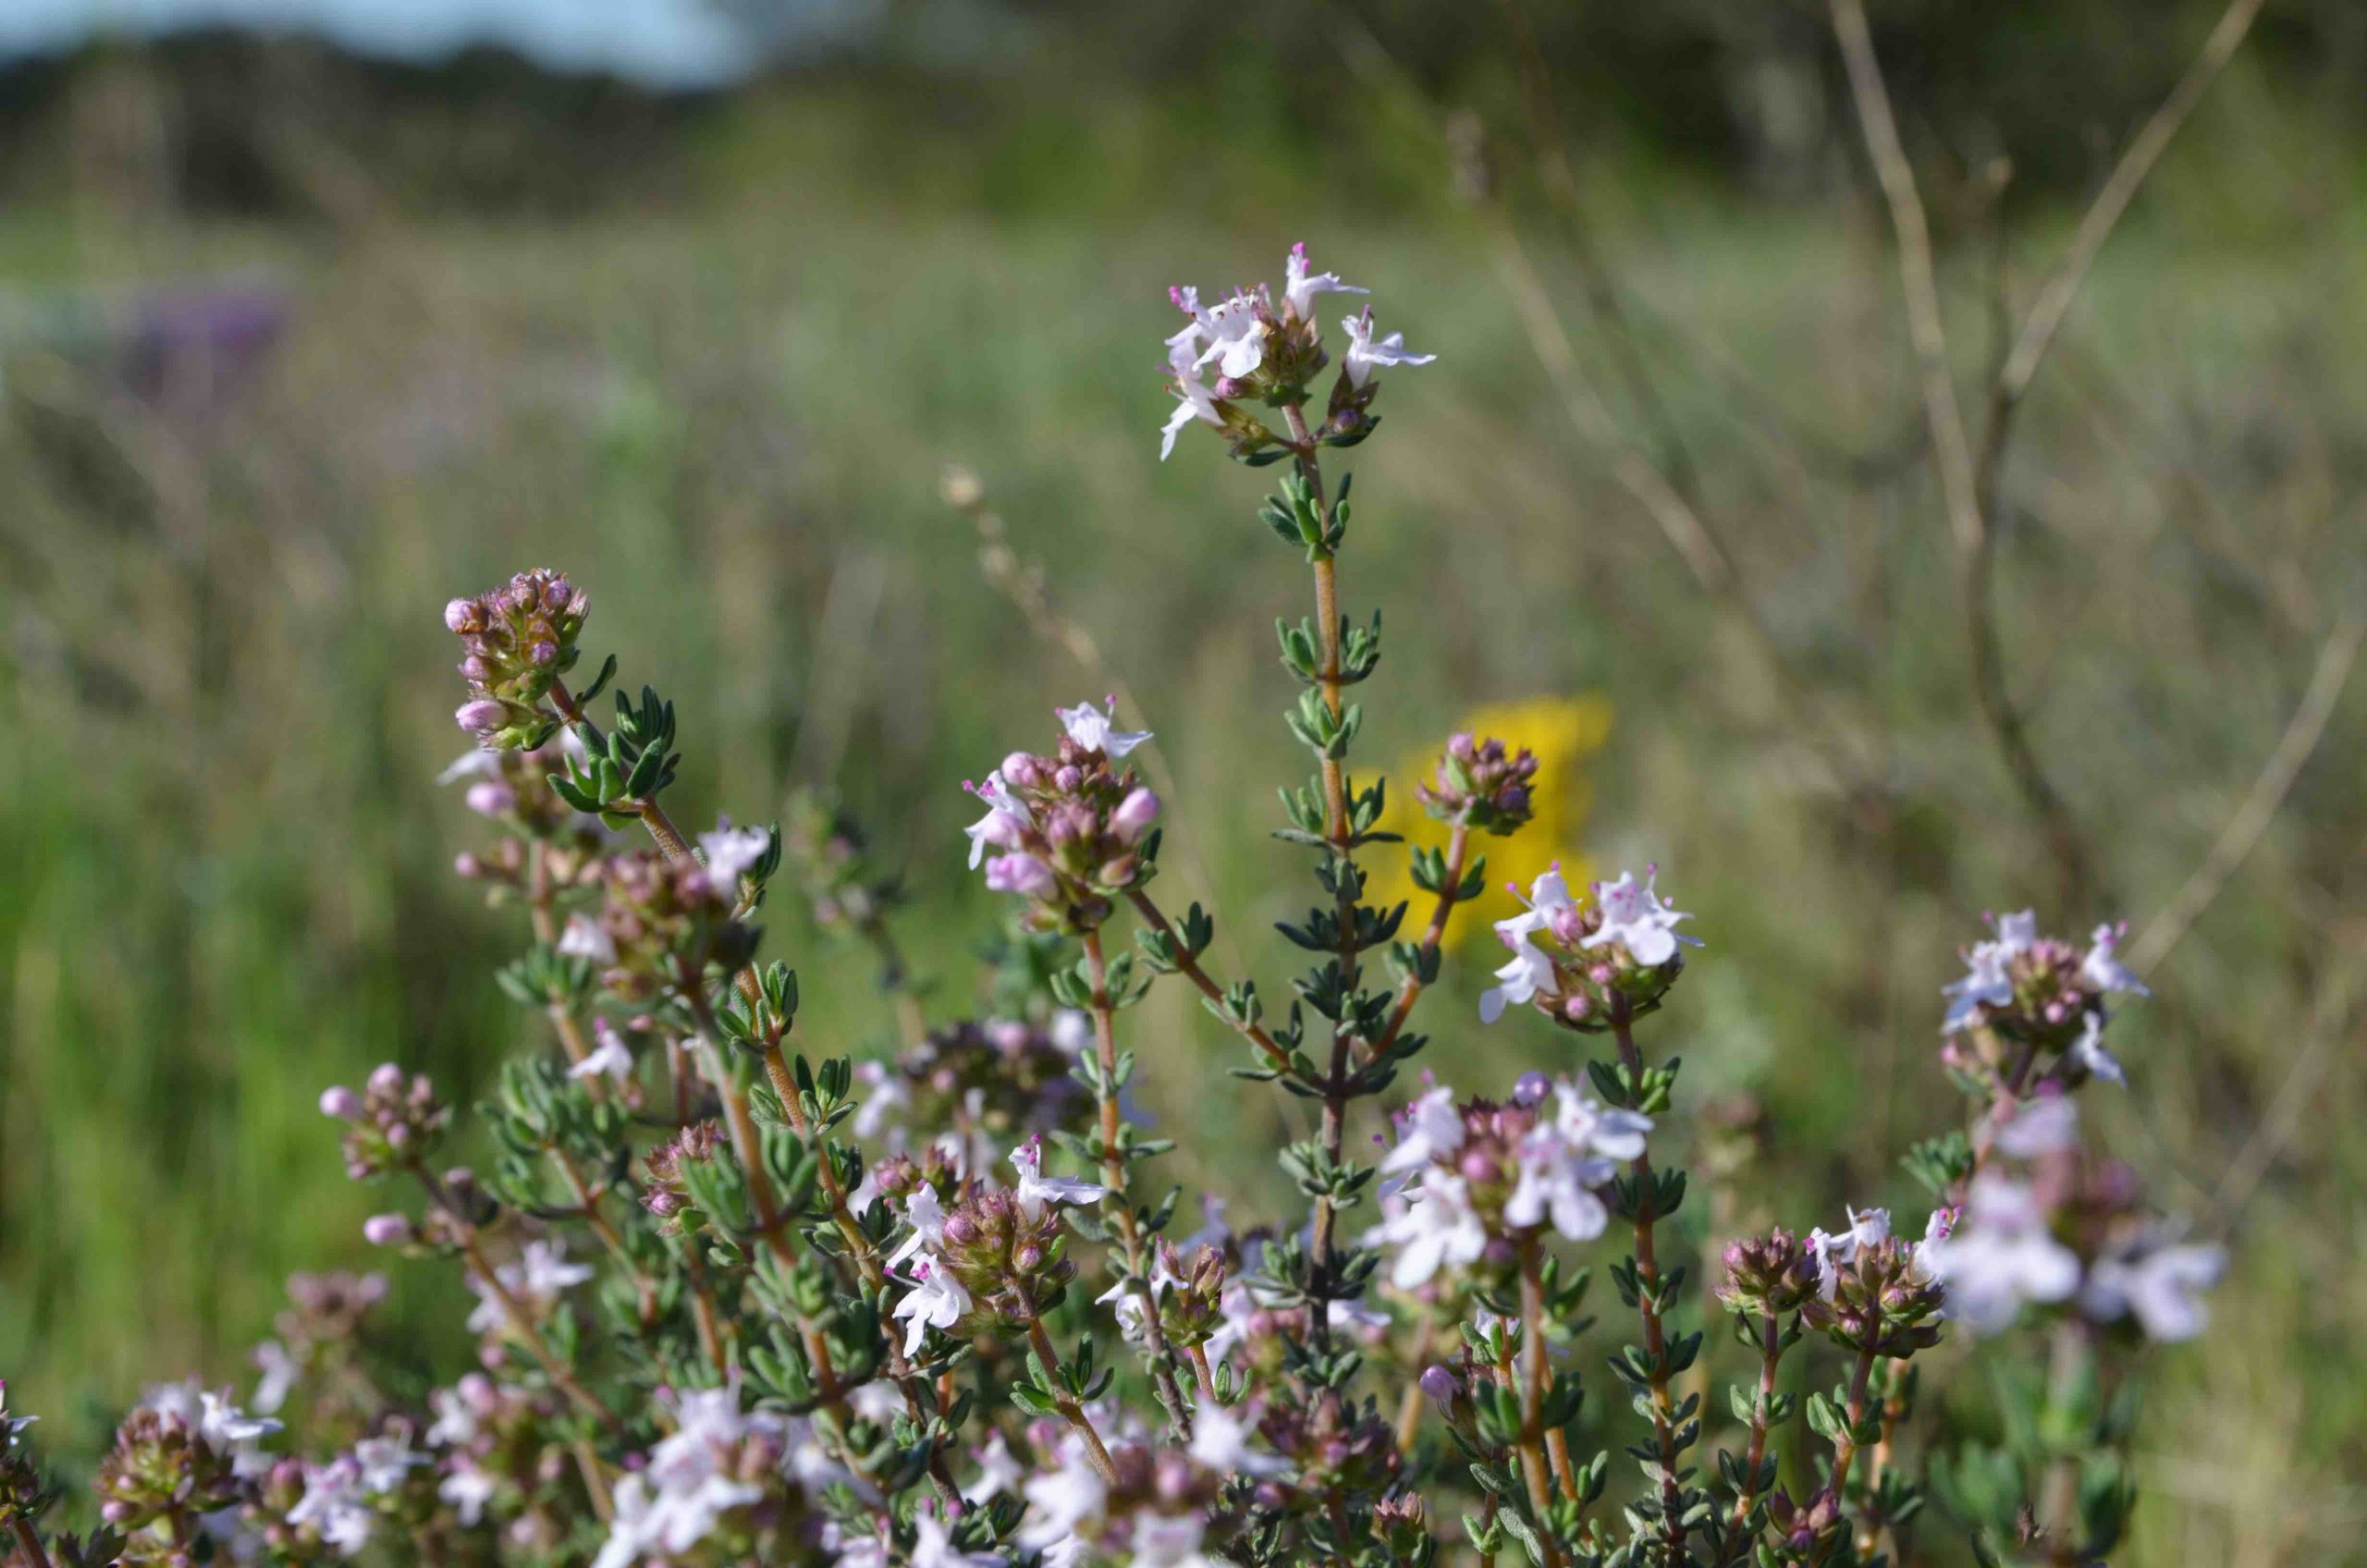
2,247 -> 2221,1568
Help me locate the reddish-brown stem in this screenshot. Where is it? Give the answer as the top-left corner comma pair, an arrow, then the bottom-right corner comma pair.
1613,1009 -> 1687,1555
1187,1343 -> 1219,1404
1862,1362 -> 1908,1563
1728,1311 -> 1786,1543
1959,1035 -> 2041,1201
1521,1241 -> 1576,1499
741,1030 -> 965,1509
1491,1312 -> 1564,1568
1373,820 -> 1471,1057
13,1519 -> 55,1568
1123,890 -> 1291,1070
1394,1316 -> 1437,1455
1026,1317 -> 1119,1483
1828,1347 -> 1881,1501
1082,929 -> 1193,1434
555,680 -> 965,1504
548,1144 -> 661,1329
454,1232 -> 624,1439
1282,402 -> 1360,1354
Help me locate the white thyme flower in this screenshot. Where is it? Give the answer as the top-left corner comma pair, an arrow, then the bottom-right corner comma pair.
1187,1400 -> 1287,1478
1920,1174 -> 2079,1333
698,823 -> 771,895
1341,307 -> 1435,388
2068,1011 -> 2126,1085
1282,241 -> 1366,321
1055,698 -> 1151,759
556,913 -> 615,967
570,1018 -> 635,1081
2080,1232 -> 2225,1342
1011,1134 -> 1107,1219
1376,1172 -> 1489,1288
1379,1085 -> 1465,1175
892,1257 -> 972,1356
1582,868 -> 1697,968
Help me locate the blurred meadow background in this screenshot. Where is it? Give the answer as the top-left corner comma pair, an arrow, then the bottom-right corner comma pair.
2,2 -> 2364,1562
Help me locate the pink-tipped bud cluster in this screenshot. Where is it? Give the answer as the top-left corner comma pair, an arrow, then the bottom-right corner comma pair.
1417,732 -> 1539,835
640,1120 -> 726,1232
320,1062 -> 452,1180
1718,1227 -> 1822,1317
964,704 -> 1162,933
444,568 -> 588,750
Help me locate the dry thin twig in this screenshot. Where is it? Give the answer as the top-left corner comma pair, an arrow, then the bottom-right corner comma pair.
2128,602 -> 2364,975
2207,942 -> 2367,1231
1829,0 -> 2092,897
1987,0 -> 2270,426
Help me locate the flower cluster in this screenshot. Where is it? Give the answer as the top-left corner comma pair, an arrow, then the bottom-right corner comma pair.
1940,910 -> 2148,1087
889,1137 -> 1102,1354
1801,1207 -> 1949,1358
318,1063 -> 452,1180
850,1014 -> 1091,1172
1414,731 -> 1539,835
963,700 -> 1159,930
1371,1075 -> 1650,1288
1478,864 -> 1698,1027
448,569 -> 588,748
1159,243 -> 1432,459
1921,1096 -> 2226,1341
562,843 -> 762,1002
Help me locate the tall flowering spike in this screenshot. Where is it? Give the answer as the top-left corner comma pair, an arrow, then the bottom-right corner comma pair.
444,568 -> 588,749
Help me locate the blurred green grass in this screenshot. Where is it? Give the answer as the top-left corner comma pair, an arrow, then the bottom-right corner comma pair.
0,155 -> 2362,1560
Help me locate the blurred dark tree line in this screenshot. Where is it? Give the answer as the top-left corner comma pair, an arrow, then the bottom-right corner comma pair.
1,0 -> 2358,219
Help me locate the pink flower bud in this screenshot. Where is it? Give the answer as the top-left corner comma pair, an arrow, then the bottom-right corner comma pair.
464,781 -> 515,817
369,1062 -> 404,1095
1111,787 -> 1161,840
362,1214 -> 412,1246
444,598 -> 482,633
318,1086 -> 362,1119
455,699 -> 508,735
985,854 -> 1056,897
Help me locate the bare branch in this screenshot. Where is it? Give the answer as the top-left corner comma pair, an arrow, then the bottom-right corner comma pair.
1828,0 -> 2103,897
1994,0 -> 2269,411
2129,600 -> 2364,975
1827,0 -> 1985,557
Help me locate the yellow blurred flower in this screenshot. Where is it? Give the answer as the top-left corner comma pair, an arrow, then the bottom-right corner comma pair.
1367,694 -> 1613,949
